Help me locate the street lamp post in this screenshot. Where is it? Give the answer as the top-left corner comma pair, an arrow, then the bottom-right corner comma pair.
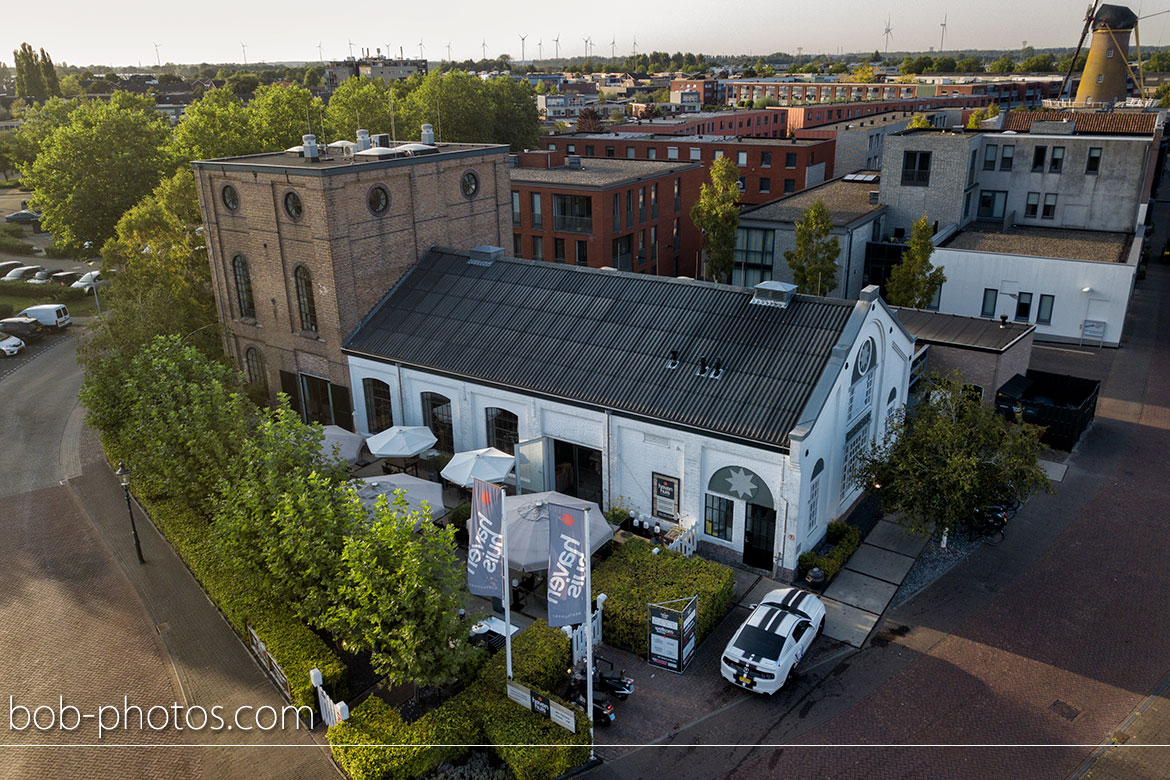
115,462 -> 145,564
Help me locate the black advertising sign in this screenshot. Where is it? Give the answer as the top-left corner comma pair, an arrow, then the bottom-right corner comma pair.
648,597 -> 698,674
652,473 -> 680,521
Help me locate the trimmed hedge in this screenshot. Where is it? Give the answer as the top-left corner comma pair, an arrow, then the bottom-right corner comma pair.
0,281 -> 89,301
592,537 -> 735,658
330,621 -> 590,780
797,520 -> 862,581
142,496 -> 346,709
0,235 -> 36,255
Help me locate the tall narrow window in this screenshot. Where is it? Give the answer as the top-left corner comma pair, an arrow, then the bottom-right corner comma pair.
232,254 -> 255,319
1000,144 -> 1015,171
1037,294 -> 1055,325
1015,292 -> 1033,321
1086,147 -> 1102,174
362,377 -> 394,433
531,192 -> 542,228
244,347 -> 267,393
485,407 -> 519,454
1042,193 -> 1058,219
981,288 -> 998,317
704,494 -> 733,540
983,144 -> 998,171
576,240 -> 588,266
1025,192 -> 1040,218
511,191 -> 521,226
1031,146 -> 1046,172
294,266 -> 317,333
532,235 -> 544,260
1050,146 -> 1065,173
421,392 -> 454,454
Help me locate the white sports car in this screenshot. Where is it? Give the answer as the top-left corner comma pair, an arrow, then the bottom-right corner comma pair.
721,587 -> 826,694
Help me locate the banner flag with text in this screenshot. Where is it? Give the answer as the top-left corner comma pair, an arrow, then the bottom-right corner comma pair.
468,478 -> 505,599
546,503 -> 588,627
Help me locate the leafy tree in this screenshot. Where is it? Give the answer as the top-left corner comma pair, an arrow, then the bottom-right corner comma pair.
1158,83 -> 1170,109
225,72 -> 260,96
303,67 -> 321,87
1146,50 -> 1170,72
156,72 -> 184,86
1057,52 -> 1088,74
22,91 -> 171,252
1020,54 -> 1055,73
608,107 -> 626,122
852,374 -> 1051,537
215,403 -> 352,624
58,73 -> 83,97
324,490 -> 479,687
828,63 -> 848,74
169,88 -> 263,163
248,83 -> 321,150
553,120 -> 570,134
9,96 -> 79,168
871,50 -> 883,63
784,199 -> 839,295
112,335 -> 254,511
929,57 -> 957,74
966,108 -> 988,128
575,106 -> 604,133
483,76 -> 541,150
690,157 -> 740,282
0,131 -> 16,179
13,43 -> 46,98
955,57 -> 984,73
325,76 -> 396,140
900,56 -> 934,75
988,56 -> 1015,74
39,48 -> 61,97
906,113 -> 932,129
851,64 -> 878,83
886,215 -> 946,308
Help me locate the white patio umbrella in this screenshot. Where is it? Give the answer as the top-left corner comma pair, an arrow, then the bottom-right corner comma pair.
498,491 -> 614,572
353,473 -> 448,525
440,447 -> 515,488
321,425 -> 367,465
366,426 -> 438,458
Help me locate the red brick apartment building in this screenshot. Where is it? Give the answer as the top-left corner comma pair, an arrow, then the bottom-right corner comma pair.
507,150 -> 705,277
610,109 -> 785,137
541,133 -> 835,205
724,78 -> 1063,111
781,95 -> 992,132
669,77 -> 721,105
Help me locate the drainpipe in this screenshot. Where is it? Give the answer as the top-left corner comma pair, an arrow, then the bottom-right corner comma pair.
604,409 -> 612,508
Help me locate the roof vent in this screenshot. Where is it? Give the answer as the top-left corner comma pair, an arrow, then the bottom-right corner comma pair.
868,190 -> 880,204
696,357 -> 709,377
421,123 -> 435,144
355,129 -> 371,151
302,134 -> 319,162
751,280 -> 799,308
469,245 -> 505,266
709,358 -> 724,380
666,350 -> 680,369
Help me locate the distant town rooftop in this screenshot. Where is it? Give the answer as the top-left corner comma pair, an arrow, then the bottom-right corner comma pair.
614,109 -> 775,126
552,131 -> 823,146
509,157 -> 701,188
740,175 -> 884,226
943,224 -> 1132,263
1000,110 -> 1160,136
191,141 -> 507,175
795,109 -> 956,133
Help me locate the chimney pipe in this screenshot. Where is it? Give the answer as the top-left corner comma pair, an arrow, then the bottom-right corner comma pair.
301,134 -> 319,161
697,357 -> 708,376
421,123 -> 435,144
356,129 -> 371,151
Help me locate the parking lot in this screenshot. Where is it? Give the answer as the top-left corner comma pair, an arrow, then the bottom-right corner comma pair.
0,325 -> 78,382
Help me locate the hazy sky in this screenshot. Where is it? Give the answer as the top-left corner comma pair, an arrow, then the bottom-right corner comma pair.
7,0 -> 1170,67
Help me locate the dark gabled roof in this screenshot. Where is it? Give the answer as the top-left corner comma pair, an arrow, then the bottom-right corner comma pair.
891,307 -> 1034,352
344,249 -> 858,450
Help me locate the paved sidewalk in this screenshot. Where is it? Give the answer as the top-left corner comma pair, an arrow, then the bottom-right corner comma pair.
66,424 -> 338,779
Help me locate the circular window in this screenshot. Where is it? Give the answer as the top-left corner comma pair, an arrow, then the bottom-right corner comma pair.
460,171 -> 479,199
284,191 -> 303,220
221,184 -> 239,211
367,185 -> 390,216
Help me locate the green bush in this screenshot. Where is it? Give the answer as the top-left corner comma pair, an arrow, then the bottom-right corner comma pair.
446,502 -> 471,528
330,621 -> 589,780
0,234 -> 36,255
0,281 -> 88,301
797,520 -> 861,581
0,303 -> 12,318
141,496 -> 346,708
592,537 -> 735,657
44,244 -> 77,259
0,223 -> 25,238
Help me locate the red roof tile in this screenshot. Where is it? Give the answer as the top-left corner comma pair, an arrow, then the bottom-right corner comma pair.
1001,110 -> 1158,135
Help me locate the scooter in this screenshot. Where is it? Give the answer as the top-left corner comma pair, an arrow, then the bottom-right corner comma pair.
567,669 -> 616,726
592,656 -> 635,700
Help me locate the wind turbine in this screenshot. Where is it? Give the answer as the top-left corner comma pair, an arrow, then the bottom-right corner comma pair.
537,38 -> 543,61
633,35 -> 638,57
611,35 -> 616,59
418,40 -> 425,60
883,15 -> 894,54
241,42 -> 248,65
347,39 -> 354,58
939,13 -> 948,53
583,36 -> 591,58
553,35 -> 560,60
317,42 -> 324,62
153,42 -> 161,68
519,34 -> 527,63
446,41 -> 453,61
481,38 -> 487,61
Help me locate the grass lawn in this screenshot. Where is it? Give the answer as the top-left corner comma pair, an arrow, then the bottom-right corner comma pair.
0,292 -> 99,318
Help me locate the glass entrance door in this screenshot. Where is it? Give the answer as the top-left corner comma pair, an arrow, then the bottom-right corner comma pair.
551,439 -> 603,506
743,503 -> 776,569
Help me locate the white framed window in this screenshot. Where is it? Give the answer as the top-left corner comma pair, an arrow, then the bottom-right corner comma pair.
807,476 -> 821,533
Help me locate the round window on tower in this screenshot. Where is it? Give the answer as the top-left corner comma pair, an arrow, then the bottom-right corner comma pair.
221,184 -> 240,211
367,185 -> 390,216
284,191 -> 303,220
460,170 -> 480,199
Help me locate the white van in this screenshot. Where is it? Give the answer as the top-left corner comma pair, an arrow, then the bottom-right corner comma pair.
17,304 -> 71,331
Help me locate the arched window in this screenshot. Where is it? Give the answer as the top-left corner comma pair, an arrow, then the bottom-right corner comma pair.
421,392 -> 454,454
363,378 -> 394,434
232,254 -> 255,319
294,265 -> 317,332
485,407 -> 519,454
244,347 -> 267,393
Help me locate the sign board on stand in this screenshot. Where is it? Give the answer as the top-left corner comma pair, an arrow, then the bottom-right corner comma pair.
652,473 -> 680,521
506,680 -> 576,733
647,596 -> 698,673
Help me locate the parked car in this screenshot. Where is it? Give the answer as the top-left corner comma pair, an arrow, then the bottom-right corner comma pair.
25,270 -> 55,285
0,332 -> 25,357
17,304 -> 71,331
51,271 -> 82,286
71,270 -> 111,294
4,209 -> 41,224
0,317 -> 46,343
2,265 -> 44,282
0,261 -> 24,278
720,587 -> 826,695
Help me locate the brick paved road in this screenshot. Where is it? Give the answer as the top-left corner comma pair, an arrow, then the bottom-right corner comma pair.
0,336 -> 336,778
591,260 -> 1170,778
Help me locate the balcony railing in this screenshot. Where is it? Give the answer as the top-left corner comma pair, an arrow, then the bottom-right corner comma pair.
553,215 -> 593,234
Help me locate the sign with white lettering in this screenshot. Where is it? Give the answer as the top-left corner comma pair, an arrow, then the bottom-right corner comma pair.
546,503 -> 588,627
549,701 -> 576,733
652,473 -> 680,520
648,597 -> 698,674
468,479 -> 505,599
505,681 -> 575,733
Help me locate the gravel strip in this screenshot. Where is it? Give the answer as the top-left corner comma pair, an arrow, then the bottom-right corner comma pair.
889,529 -> 983,609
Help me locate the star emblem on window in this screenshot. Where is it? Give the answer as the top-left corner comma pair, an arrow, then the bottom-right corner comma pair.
725,468 -> 756,499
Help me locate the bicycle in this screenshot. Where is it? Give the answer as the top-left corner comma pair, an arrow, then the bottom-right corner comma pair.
967,506 -> 1008,545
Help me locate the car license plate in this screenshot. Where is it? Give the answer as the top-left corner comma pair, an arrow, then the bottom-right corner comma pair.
737,674 -> 753,686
